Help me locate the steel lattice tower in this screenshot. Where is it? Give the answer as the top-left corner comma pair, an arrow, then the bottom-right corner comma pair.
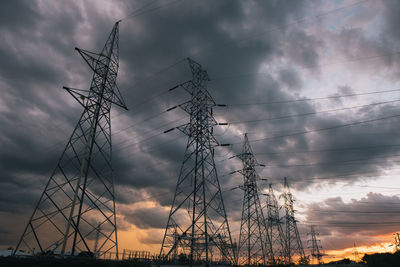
160,58 -> 234,265
352,242 -> 360,262
265,184 -> 287,264
307,226 -> 323,264
394,233 -> 400,251
14,21 -> 127,258
236,133 -> 273,265
281,177 -> 307,264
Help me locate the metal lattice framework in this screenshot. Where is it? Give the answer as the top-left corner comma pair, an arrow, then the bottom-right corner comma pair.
281,177 -> 307,264
307,225 -> 323,264
394,233 -> 400,251
353,242 -> 360,262
14,21 -> 127,258
265,184 -> 287,264
160,58 -> 234,265
236,133 -> 273,265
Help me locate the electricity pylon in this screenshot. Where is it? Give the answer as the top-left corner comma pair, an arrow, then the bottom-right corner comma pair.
235,133 -> 273,265
307,225 -> 323,264
14,21 -> 127,258
281,178 -> 307,264
94,223 -> 101,258
352,242 -> 360,262
265,184 -> 286,264
394,233 -> 400,252
159,58 -> 234,265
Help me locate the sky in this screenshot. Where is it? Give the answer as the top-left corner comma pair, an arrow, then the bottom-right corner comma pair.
1,0 -> 400,262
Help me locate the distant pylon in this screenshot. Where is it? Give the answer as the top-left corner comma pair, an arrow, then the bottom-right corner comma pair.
235,133 -> 273,265
266,184 -> 286,264
281,177 -> 307,264
159,58 -> 234,265
353,242 -> 360,262
394,233 -> 400,252
307,225 -> 323,264
94,223 -> 101,258
14,21 -> 127,258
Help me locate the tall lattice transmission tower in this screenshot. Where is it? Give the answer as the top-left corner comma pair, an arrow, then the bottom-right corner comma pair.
159,58 -> 234,265
307,225 -> 323,264
265,184 -> 286,264
281,177 -> 307,264
14,21 -> 127,258
394,233 -> 400,252
353,242 -> 360,262
235,133 -> 273,265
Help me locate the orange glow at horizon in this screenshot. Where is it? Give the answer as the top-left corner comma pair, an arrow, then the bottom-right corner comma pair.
322,238 -> 396,263
116,216 -> 399,262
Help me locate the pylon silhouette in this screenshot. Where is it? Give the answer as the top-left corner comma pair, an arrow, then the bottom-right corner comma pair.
281,178 -> 307,264
265,184 -> 287,264
236,133 -> 273,265
159,58 -> 234,265
307,225 -> 323,264
14,21 -> 127,258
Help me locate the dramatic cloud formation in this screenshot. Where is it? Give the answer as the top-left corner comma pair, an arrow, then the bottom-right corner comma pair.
1,0 -> 400,258
305,193 -> 400,250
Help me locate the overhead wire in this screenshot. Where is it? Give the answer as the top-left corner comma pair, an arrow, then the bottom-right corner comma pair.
307,210 -> 400,214
219,166 -> 400,190
253,143 -> 400,156
187,0 -> 369,58
223,98 -> 400,125
113,116 -> 187,152
249,153 -> 400,169
224,88 -> 400,107
233,112 -> 400,145
113,109 -> 169,136
119,0 -> 183,21
211,49 -> 400,82
110,59 -> 188,120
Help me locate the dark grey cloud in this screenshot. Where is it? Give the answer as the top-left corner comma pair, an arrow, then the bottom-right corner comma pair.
305,193 -> 400,250
0,1 -> 39,32
380,0 -> 400,44
278,68 -> 303,90
124,206 -> 169,230
138,231 -> 163,245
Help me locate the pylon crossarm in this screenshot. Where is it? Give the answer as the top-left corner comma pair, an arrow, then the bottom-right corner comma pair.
179,80 -> 196,95
110,83 -> 128,110
62,86 -> 93,109
76,48 -> 108,73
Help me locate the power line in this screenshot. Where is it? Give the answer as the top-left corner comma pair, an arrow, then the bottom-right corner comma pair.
120,0 -> 183,21
253,143 -> 400,156
237,112 -> 400,145
223,99 -> 400,125
112,111 -> 400,155
113,110 -> 169,135
113,117 -> 186,153
225,88 -> 400,107
119,0 -> 159,21
304,221 -> 400,226
253,154 -> 400,169
220,167 -> 400,191
308,210 -> 400,214
212,50 -> 400,82
188,0 -> 368,58
111,63 -> 188,120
